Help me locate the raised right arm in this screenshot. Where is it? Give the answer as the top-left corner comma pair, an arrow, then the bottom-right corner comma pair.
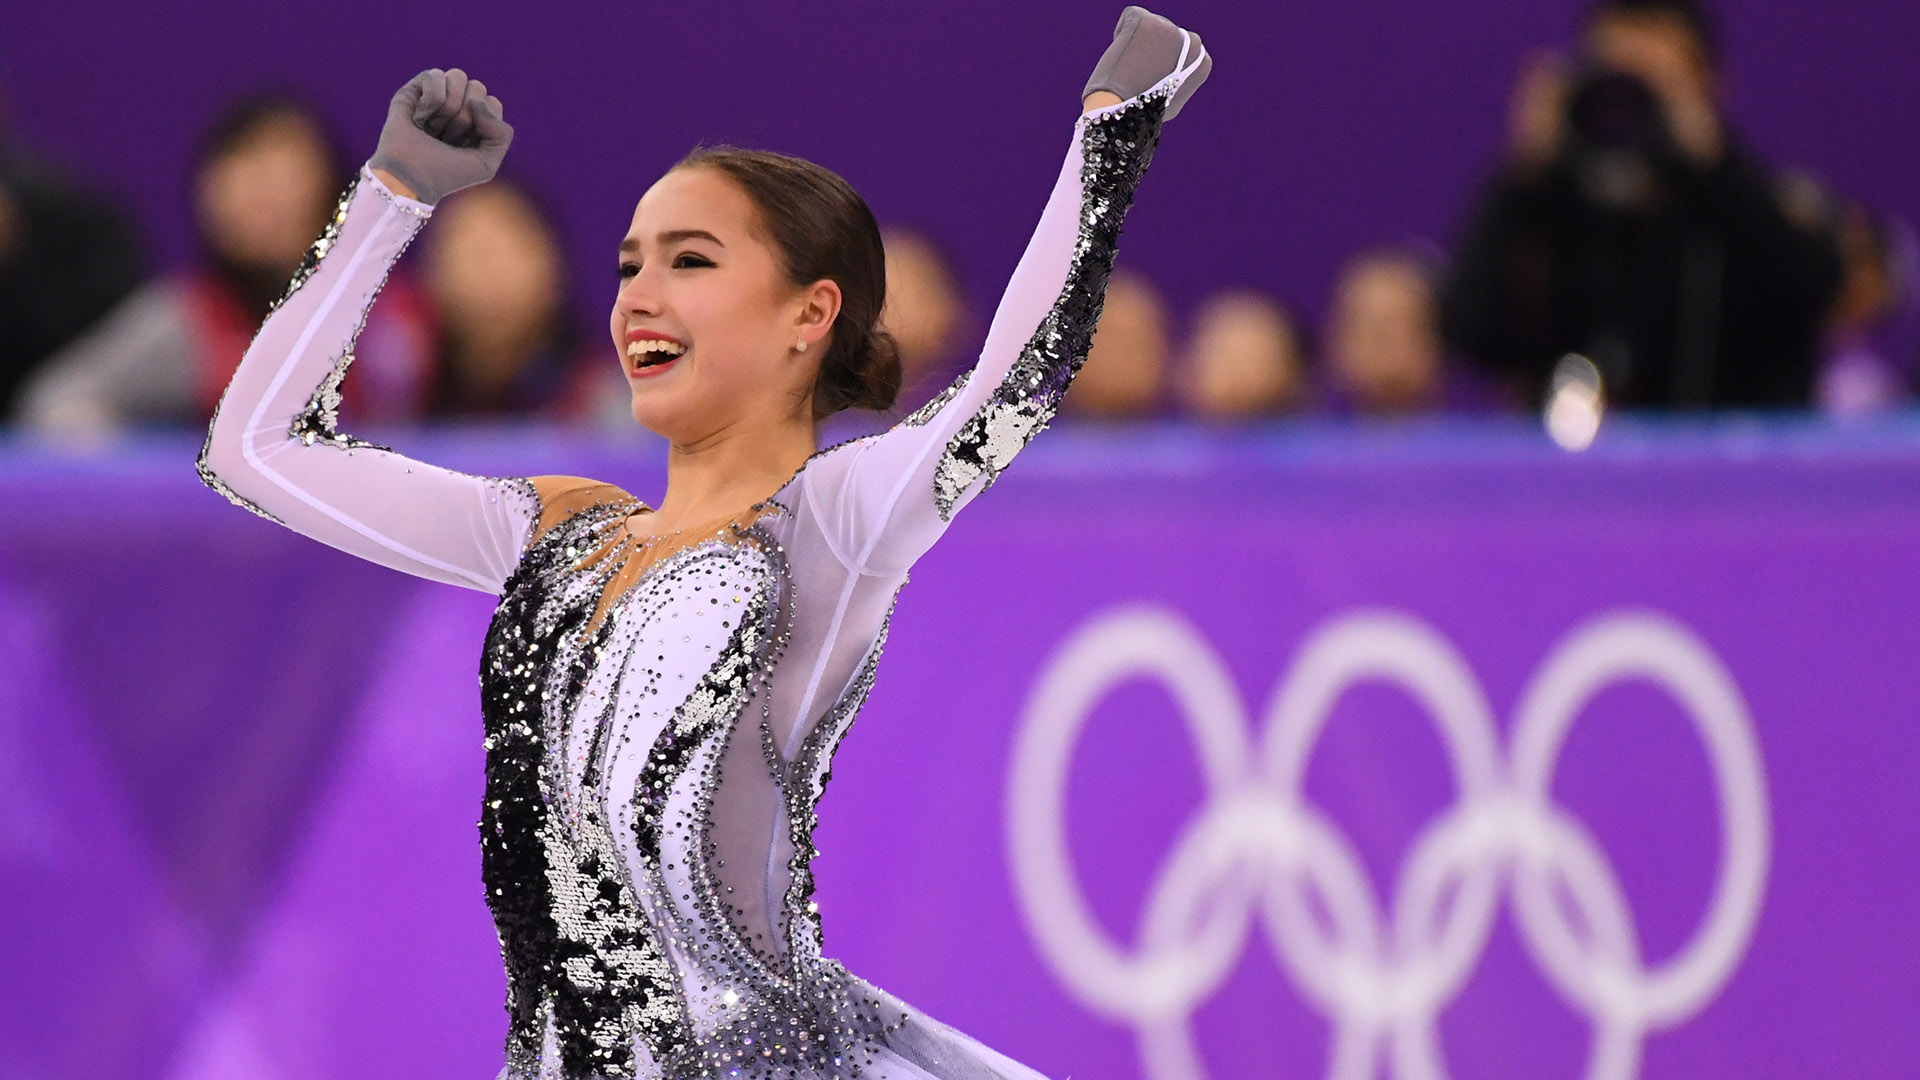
197,164 -> 539,594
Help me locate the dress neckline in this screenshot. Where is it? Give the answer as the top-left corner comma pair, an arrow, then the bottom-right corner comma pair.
569,499 -> 777,639
619,503 -> 752,547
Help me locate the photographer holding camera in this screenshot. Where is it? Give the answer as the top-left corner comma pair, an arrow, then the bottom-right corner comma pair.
1441,0 -> 1843,410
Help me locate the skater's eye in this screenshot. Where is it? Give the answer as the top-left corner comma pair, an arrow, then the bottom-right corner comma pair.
619,253 -> 712,279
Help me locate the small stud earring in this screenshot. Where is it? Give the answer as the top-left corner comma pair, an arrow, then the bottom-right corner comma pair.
796,338 -> 809,352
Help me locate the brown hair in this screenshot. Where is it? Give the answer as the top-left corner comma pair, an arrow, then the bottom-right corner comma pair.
672,145 -> 903,421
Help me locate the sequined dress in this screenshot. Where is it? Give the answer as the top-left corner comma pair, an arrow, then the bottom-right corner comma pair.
197,71 -> 1187,1080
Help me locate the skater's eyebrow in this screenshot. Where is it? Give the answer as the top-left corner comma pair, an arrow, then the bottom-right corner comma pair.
620,229 -> 726,253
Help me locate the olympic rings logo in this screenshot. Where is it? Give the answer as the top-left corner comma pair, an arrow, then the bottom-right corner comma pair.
1008,607 -> 1770,1080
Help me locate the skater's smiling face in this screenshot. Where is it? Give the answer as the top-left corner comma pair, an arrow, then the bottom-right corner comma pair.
611,165 -> 841,443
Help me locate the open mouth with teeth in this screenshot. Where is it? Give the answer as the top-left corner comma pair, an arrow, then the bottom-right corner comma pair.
627,338 -> 688,372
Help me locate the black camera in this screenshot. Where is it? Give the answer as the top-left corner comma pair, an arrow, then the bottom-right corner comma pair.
1560,67 -> 1681,210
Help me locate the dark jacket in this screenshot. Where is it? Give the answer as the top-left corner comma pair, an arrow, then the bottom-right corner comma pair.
1441,133 -> 1843,409
0,142 -> 146,417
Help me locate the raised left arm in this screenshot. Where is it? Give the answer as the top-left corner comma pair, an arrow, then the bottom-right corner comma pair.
793,8 -> 1210,575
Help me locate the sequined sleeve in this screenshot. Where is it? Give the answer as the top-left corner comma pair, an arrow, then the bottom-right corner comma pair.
789,72 -> 1184,575
196,164 -> 539,594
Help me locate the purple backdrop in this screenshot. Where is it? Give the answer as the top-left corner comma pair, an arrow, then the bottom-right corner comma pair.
1,0 -> 1915,333
3,415 -> 1918,1079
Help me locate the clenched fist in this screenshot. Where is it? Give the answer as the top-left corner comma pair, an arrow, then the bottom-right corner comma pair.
1082,7 -> 1211,120
367,67 -> 513,205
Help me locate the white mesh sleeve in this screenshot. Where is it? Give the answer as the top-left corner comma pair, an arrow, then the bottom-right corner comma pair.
789,78 -> 1182,576
196,164 -> 538,595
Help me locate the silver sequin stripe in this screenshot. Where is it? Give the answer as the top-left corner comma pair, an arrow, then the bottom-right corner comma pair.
626,534 -> 801,1076
919,86 -> 1173,522
608,526 -> 910,1077
573,521 -> 878,1076
286,170 -> 431,451
651,580 -> 914,1077
779,582 -> 901,968
193,175 -> 360,521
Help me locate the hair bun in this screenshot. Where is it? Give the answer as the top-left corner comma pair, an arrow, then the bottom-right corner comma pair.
813,324 -> 903,420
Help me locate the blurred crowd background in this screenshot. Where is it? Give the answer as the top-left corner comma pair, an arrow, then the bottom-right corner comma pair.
4,6 -> 1918,1077
0,0 -> 1914,449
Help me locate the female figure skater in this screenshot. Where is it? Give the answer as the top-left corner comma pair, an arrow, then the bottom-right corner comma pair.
198,8 -> 1210,1078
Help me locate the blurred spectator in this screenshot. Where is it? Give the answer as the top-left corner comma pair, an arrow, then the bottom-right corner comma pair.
1064,268 -> 1168,419
1324,247 -> 1512,416
1173,289 -> 1307,419
420,177 -> 604,420
1817,202 -> 1918,416
18,91 -> 434,439
880,225 -> 969,410
0,80 -> 147,419
814,225 -> 970,446
1326,251 -> 1444,415
1441,0 -> 1843,410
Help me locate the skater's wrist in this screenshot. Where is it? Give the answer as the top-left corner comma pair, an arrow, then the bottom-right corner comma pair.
368,165 -> 420,202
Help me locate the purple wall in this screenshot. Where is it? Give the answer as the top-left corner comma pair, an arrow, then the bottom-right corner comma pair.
2,0 -> 1914,338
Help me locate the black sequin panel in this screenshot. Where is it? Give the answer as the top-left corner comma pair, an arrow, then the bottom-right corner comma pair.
483,502 -> 695,1077
925,87 -> 1171,520
484,502 -> 806,1078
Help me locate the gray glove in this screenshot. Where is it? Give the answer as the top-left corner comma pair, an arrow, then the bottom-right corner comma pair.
366,67 -> 513,205
1082,6 -> 1212,121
